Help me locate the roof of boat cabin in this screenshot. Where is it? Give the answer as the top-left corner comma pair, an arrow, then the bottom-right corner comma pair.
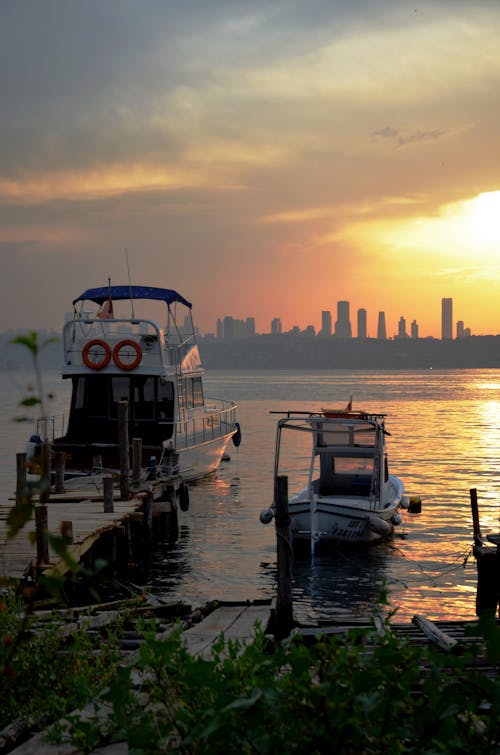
73,285 -> 192,309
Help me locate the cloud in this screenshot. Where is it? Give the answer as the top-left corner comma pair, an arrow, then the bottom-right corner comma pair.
371,126 -> 449,147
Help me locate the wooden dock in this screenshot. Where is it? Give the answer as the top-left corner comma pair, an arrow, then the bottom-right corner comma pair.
0,481 -> 177,585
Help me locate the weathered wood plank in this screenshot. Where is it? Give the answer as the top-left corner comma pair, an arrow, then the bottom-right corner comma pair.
0,495 -> 144,581
182,604 -> 271,658
412,615 -> 459,651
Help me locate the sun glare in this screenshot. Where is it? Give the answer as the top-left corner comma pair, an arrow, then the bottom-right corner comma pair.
465,191 -> 500,244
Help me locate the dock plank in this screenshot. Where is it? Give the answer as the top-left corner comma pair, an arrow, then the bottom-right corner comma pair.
0,493 -> 143,581
183,604 -> 271,658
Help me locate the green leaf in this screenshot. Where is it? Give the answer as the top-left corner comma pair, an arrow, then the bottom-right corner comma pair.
6,500 -> 34,539
20,397 -> 42,407
222,688 -> 262,712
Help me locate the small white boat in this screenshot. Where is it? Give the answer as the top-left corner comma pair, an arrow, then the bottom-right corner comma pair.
261,408 -> 406,549
34,284 -> 240,483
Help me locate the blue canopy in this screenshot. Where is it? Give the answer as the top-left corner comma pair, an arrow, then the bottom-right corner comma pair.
73,285 -> 192,309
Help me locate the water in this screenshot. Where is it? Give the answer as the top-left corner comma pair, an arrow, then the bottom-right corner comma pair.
1,368 -> 500,624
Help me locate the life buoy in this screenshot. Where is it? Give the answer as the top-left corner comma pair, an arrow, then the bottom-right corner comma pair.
113,340 -> 142,370
82,339 -> 112,370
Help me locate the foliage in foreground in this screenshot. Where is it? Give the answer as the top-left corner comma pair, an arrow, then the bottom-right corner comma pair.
48,618 -> 500,755
0,591 -> 122,730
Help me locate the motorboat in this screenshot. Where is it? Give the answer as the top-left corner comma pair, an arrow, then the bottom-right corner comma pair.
260,408 -> 406,550
35,284 -> 240,483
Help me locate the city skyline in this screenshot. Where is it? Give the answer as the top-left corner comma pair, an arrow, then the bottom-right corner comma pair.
215,296 -> 477,340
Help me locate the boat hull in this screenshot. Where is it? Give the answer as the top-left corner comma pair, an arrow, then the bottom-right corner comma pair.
289,476 -> 404,546
177,430 -> 236,481
50,427 -> 236,483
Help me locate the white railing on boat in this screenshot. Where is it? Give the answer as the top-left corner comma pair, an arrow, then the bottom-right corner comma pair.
175,400 -> 238,450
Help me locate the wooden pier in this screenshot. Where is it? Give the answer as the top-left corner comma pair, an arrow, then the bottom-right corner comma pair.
0,480 -> 179,587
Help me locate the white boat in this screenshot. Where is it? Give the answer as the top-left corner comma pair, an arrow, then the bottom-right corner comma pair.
37,285 -> 239,482
261,408 -> 406,549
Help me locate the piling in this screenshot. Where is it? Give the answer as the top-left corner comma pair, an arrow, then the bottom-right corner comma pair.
470,488 -> 500,617
274,474 -> 293,639
60,520 -> 74,544
35,505 -> 49,565
470,488 -> 483,546
118,400 -> 130,500
39,441 -> 52,503
103,476 -> 114,513
142,490 -> 153,576
132,438 -> 142,488
16,452 -> 27,505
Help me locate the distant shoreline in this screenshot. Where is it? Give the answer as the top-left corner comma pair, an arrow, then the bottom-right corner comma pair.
198,334 -> 500,370
3,333 -> 499,371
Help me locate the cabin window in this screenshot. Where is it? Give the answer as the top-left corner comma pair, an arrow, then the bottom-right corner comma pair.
183,377 -> 204,409
334,457 -> 373,475
158,380 -> 174,420
87,378 -> 110,417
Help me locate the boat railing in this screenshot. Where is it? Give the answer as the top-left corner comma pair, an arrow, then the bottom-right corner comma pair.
35,414 -> 66,442
175,399 -> 238,449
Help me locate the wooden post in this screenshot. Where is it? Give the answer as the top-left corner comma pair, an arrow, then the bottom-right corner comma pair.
39,440 -> 52,503
274,475 -> 293,640
60,520 -> 73,544
474,546 -> 499,617
470,488 -> 483,546
118,400 -> 130,500
132,438 -> 142,488
35,505 -> 49,565
103,476 -> 114,513
16,452 -> 27,505
142,491 -> 153,576
54,452 -> 66,494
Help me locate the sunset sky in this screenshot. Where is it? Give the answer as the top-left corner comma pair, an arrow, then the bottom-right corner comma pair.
1,1 -> 500,338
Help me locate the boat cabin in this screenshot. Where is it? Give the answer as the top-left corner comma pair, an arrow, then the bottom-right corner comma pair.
313,415 -> 387,498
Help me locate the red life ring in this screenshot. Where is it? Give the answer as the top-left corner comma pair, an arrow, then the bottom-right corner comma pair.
113,339 -> 142,370
82,339 -> 112,370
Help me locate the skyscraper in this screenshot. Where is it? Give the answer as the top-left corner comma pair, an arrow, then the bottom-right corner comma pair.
334,300 -> 352,338
357,308 -> 367,339
271,317 -> 282,335
320,310 -> 332,337
411,319 -> 419,339
441,298 -> 453,340
377,312 -> 387,340
397,316 -> 408,338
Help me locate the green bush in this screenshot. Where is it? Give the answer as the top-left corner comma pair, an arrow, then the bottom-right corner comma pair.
0,590 -> 121,729
53,620 -> 500,754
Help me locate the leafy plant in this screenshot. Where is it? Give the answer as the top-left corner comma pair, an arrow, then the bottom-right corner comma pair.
52,619 -> 500,754
0,590 -> 122,730
9,330 -> 58,429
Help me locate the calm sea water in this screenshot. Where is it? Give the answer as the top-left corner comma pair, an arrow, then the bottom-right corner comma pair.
1,368 -> 500,624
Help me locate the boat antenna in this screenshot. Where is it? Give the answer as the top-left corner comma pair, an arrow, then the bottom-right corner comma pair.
125,247 -> 135,318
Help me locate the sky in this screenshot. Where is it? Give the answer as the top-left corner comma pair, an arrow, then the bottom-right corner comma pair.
1,0 -> 500,339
